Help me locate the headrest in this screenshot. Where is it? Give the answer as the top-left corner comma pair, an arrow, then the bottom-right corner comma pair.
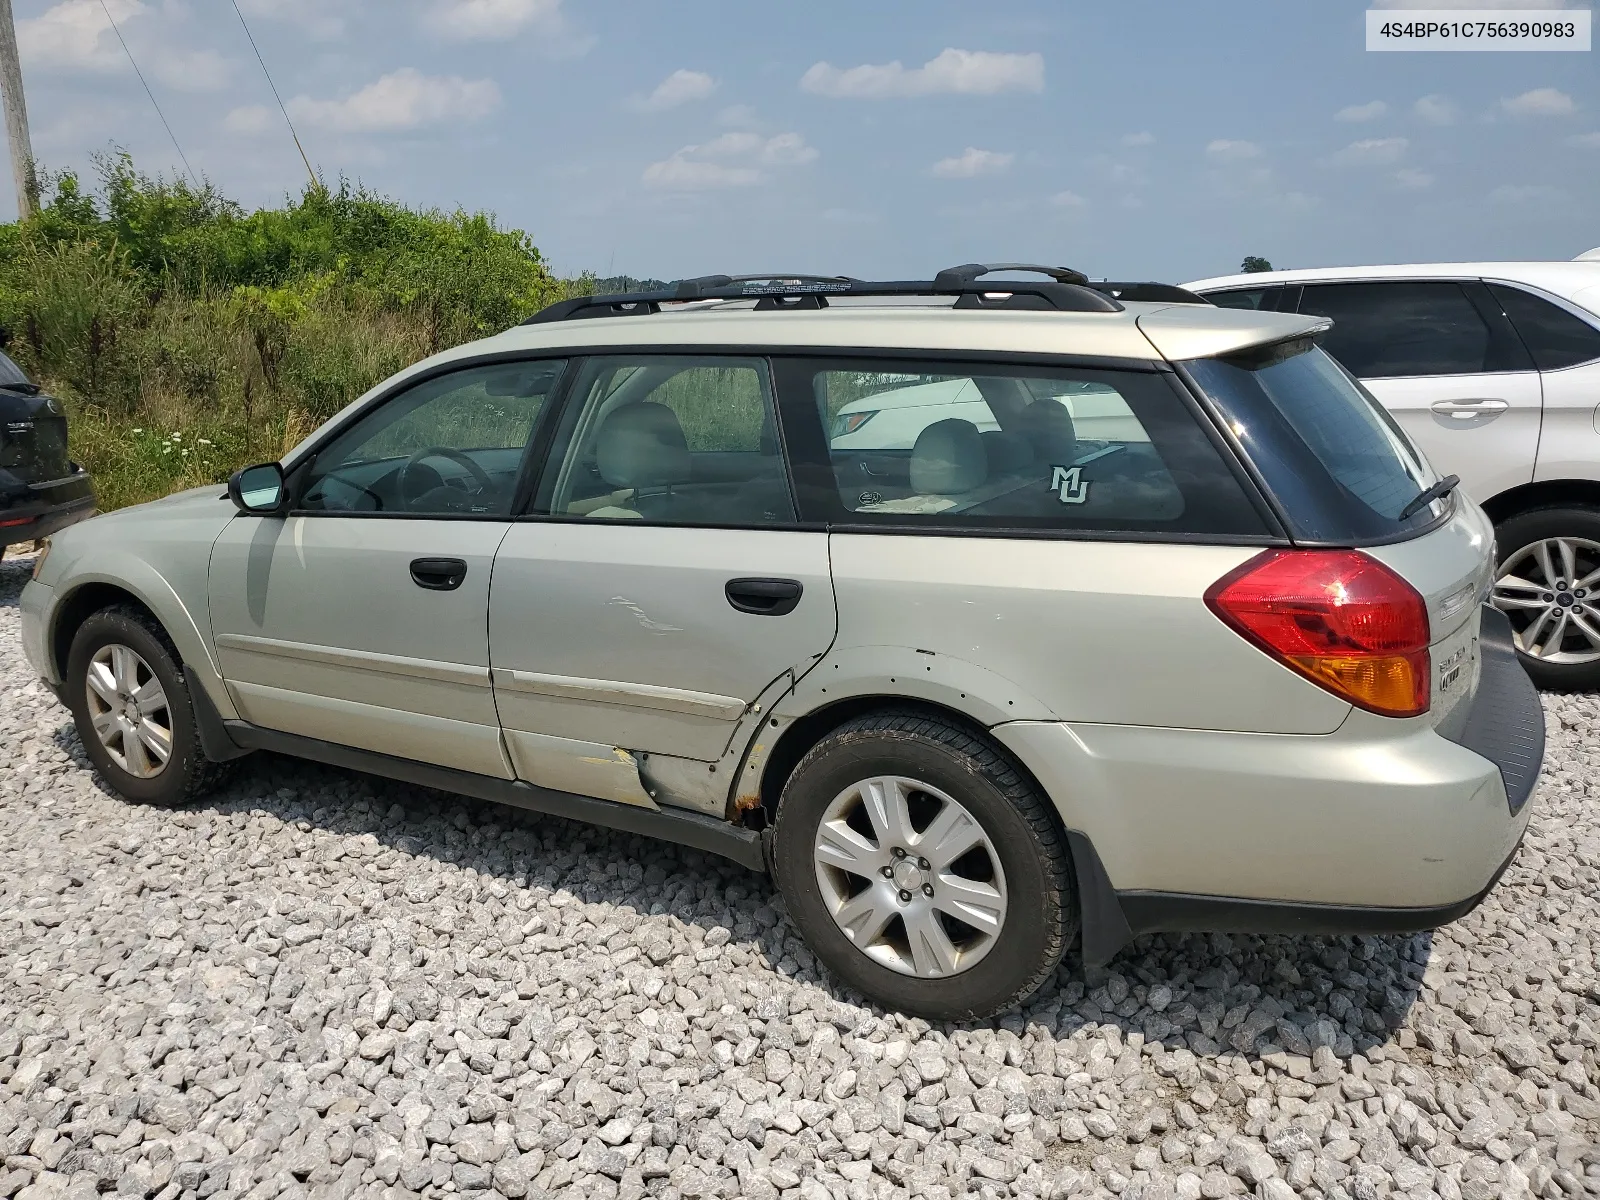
1021,400 -> 1078,464
910,418 -> 987,496
596,403 -> 690,489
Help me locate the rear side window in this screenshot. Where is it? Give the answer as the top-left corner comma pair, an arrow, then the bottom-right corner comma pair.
1207,288 -> 1276,311
1184,341 -> 1446,543
781,359 -> 1270,537
1488,283 -> 1600,371
1297,281 -> 1525,378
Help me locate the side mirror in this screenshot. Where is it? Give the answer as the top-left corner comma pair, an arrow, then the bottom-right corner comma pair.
228,462 -> 287,516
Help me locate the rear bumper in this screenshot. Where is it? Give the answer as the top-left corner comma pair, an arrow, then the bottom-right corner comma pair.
0,468 -> 95,548
993,612 -> 1544,963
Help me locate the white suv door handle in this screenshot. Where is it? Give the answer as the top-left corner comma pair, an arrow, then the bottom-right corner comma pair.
1431,398 -> 1509,419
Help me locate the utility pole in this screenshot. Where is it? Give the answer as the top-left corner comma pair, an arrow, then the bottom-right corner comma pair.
0,0 -> 35,220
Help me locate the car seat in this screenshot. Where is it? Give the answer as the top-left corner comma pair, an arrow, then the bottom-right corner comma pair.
584,403 -> 692,519
858,418 -> 988,514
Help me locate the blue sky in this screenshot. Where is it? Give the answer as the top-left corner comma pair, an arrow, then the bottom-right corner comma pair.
11,0 -> 1599,282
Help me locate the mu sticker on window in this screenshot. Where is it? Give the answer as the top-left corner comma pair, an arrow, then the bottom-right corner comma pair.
1049,465 -> 1088,504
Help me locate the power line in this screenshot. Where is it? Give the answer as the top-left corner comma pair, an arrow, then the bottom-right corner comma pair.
96,0 -> 196,188
230,0 -> 318,190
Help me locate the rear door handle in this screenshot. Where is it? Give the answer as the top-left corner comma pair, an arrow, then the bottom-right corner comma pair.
1430,398 -> 1509,419
726,577 -> 803,616
410,557 -> 468,591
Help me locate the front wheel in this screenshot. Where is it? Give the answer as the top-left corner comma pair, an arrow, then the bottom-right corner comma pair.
1491,506 -> 1600,691
772,710 -> 1076,1020
66,606 -> 231,806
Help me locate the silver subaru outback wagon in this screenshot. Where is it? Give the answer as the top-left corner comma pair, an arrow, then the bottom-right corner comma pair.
19,265 -> 1545,1020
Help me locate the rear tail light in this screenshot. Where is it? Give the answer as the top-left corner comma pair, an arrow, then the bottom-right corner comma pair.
1205,549 -> 1431,717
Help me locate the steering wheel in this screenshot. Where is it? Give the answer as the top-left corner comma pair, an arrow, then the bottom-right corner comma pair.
399,447 -> 495,510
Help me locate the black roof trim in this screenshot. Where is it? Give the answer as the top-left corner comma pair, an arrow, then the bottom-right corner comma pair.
1088,281 -> 1214,305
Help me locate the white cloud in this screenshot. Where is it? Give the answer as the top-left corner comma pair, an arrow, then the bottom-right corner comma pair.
1049,190 -> 1087,208
17,0 -> 140,71
1336,100 -> 1388,123
18,1 -> 227,91
237,0 -> 352,40
1501,88 -> 1576,118
1413,94 -> 1457,125
1120,131 -> 1154,147
1331,136 -> 1408,166
287,69 -> 501,132
1394,167 -> 1433,189
1489,183 -> 1567,204
223,105 -> 275,135
1205,139 -> 1261,162
931,147 -> 1014,178
643,131 -> 817,190
422,0 -> 564,41
641,158 -> 762,190
716,104 -> 760,128
1570,131 -> 1600,148
635,69 -> 716,112
800,48 -> 1044,99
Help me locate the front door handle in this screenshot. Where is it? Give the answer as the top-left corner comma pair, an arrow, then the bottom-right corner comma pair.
410,557 -> 468,591
726,577 -> 803,616
1430,398 -> 1509,419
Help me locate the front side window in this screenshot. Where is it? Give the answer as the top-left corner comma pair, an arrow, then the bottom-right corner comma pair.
795,360 -> 1268,536
299,360 -> 565,515
1296,281 -> 1519,378
1488,283 -> 1600,371
539,357 -> 795,526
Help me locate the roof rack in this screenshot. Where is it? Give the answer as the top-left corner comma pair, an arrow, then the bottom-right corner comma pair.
521,263 -> 1125,324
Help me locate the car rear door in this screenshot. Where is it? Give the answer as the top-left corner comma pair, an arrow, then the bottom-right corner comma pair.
1292,280 -> 1541,504
487,355 -> 837,808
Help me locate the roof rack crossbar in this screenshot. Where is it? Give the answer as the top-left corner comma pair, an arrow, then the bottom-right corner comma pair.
932,262 -> 1091,288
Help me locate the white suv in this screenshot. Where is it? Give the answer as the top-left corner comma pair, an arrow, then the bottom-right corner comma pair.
21,266 -> 1543,1019
1186,261 -> 1600,691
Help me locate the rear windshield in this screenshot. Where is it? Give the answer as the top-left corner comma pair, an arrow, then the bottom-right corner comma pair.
0,352 -> 32,390
1183,340 -> 1445,543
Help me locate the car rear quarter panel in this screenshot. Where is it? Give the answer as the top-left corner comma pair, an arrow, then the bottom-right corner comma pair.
784,533 -> 1352,734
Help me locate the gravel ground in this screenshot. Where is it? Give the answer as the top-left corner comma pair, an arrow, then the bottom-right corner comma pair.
1,550 -> 1597,1200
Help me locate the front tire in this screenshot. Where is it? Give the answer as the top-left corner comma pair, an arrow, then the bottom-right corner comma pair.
66,606 -> 230,806
772,709 -> 1076,1021
1491,505 -> 1600,692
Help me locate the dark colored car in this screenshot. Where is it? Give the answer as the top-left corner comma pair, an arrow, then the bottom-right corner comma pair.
0,349 -> 94,549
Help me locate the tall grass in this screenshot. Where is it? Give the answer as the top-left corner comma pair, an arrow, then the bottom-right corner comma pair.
0,156 -> 584,510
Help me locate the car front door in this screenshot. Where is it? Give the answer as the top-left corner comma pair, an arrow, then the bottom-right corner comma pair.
208,359 -> 566,777
488,355 -> 836,808
1293,280 -> 1541,504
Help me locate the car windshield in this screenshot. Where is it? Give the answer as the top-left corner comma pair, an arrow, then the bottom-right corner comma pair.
1184,340 -> 1445,542
0,351 -> 34,390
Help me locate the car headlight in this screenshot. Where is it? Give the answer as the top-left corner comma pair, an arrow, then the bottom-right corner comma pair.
831,410 -> 878,437
31,537 -> 49,579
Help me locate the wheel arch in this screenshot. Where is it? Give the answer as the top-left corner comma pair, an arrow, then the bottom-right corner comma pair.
1480,478 -> 1600,527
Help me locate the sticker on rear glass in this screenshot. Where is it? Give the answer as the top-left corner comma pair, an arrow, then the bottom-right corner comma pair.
1050,465 -> 1088,504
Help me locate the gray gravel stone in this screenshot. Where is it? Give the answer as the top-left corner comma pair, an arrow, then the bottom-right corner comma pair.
0,549 -> 1597,1200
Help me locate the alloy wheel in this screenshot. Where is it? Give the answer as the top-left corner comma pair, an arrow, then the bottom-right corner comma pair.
84,643 -> 174,778
1492,537 -> 1600,665
811,774 -> 1007,978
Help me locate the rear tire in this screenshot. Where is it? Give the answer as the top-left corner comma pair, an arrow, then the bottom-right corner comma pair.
66,605 -> 233,806
1492,505 -> 1600,692
772,709 -> 1075,1020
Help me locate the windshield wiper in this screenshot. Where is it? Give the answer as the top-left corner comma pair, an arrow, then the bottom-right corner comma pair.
1399,473 -> 1459,521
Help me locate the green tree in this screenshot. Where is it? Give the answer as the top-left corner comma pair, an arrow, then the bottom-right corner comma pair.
1240,255 -> 1274,274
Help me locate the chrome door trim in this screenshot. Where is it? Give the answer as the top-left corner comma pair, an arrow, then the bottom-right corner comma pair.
215,632 -> 490,687
489,667 -> 747,720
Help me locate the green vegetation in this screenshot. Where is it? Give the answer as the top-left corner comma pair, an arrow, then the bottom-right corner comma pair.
0,155 -> 579,510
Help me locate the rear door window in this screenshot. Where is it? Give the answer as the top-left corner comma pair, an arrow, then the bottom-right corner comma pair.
1296,281 -> 1524,378
1184,340 -> 1446,542
778,359 -> 1271,537
1488,283 -> 1600,371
